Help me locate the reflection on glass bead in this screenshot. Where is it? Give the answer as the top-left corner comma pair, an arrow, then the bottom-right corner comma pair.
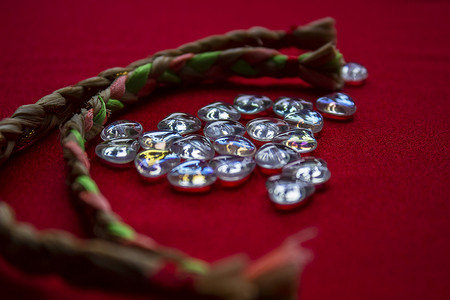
233,94 -> 273,116
197,102 -> 241,122
316,92 -> 356,120
170,134 -> 215,160
272,129 -> 317,153
167,160 -> 217,191
134,150 -> 180,180
273,96 -> 313,117
210,156 -> 256,183
213,135 -> 256,157
100,120 -> 143,141
266,174 -> 315,210
246,117 -> 289,142
341,62 -> 368,85
157,112 -> 201,134
203,120 -> 246,141
139,130 -> 182,150
284,109 -> 324,133
255,143 -> 299,170
282,157 -> 331,185
95,139 -> 140,165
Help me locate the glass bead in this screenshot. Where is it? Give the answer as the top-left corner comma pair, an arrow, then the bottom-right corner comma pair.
272,128 -> 317,153
139,130 -> 182,150
170,134 -> 215,160
273,96 -> 313,117
246,117 -> 289,143
197,102 -> 241,122
282,157 -> 331,186
157,112 -> 201,135
266,174 -> 315,210
316,92 -> 356,120
233,94 -> 273,116
284,109 -> 324,133
167,160 -> 217,191
255,143 -> 299,170
341,62 -> 368,85
95,138 -> 140,166
100,120 -> 143,141
213,135 -> 256,157
134,149 -> 180,180
203,120 -> 246,141
209,156 -> 256,183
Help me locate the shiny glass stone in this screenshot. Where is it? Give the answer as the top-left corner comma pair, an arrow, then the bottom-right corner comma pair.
341,62 -> 368,85
197,102 -> 241,122
157,112 -> 201,135
139,130 -> 182,150
100,120 -> 143,141
284,109 -> 324,133
246,117 -> 289,143
95,138 -> 140,165
282,157 -> 331,185
213,135 -> 256,157
134,149 -> 180,180
266,174 -> 315,210
209,156 -> 256,183
203,120 -> 246,141
233,94 -> 273,116
170,134 -> 215,160
316,92 -> 356,120
167,160 -> 217,191
273,96 -> 313,117
255,143 -> 299,170
272,129 -> 317,153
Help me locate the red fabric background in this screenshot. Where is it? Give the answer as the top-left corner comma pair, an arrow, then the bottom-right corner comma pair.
1,0 -> 449,299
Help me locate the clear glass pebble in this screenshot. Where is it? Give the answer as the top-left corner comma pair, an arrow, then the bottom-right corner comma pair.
246,117 -> 289,143
209,156 -> 256,183
273,96 -> 313,117
139,130 -> 182,150
272,128 -> 317,153
233,94 -> 273,116
134,149 -> 180,180
170,134 -> 215,160
95,138 -> 140,165
213,135 -> 256,157
197,102 -> 241,122
284,109 -> 324,133
316,92 -> 356,120
167,160 -> 217,191
266,174 -> 315,210
341,62 -> 368,85
282,157 -> 331,185
203,120 -> 246,141
100,120 -> 143,141
157,112 -> 201,135
255,143 -> 299,170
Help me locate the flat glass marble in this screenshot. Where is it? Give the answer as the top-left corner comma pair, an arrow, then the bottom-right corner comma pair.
282,157 -> 331,186
233,94 -> 273,116
255,143 -> 299,171
203,120 -> 246,141
139,130 -> 182,150
266,174 -> 315,210
167,160 -> 217,191
284,109 -> 324,133
197,102 -> 241,122
213,135 -> 256,157
246,117 -> 289,143
272,128 -> 317,153
209,156 -> 256,184
341,62 -> 368,85
100,120 -> 143,141
157,112 -> 201,135
273,96 -> 313,117
170,134 -> 215,160
134,149 -> 180,180
95,138 -> 140,166
316,92 -> 356,120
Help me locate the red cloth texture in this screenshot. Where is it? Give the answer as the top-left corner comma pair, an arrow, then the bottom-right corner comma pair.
1,0 -> 449,299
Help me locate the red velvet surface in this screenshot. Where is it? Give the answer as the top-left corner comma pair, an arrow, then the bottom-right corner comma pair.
1,0 -> 450,299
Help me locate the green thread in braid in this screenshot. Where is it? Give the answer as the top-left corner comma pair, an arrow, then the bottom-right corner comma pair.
93,96 -> 106,125
106,99 -> 124,112
320,50 -> 343,71
298,52 -> 311,62
107,221 -> 136,240
158,70 -> 181,84
186,51 -> 221,73
69,129 -> 85,150
179,259 -> 210,274
271,55 -> 288,68
75,176 -> 99,194
231,59 -> 258,76
126,63 -> 152,94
